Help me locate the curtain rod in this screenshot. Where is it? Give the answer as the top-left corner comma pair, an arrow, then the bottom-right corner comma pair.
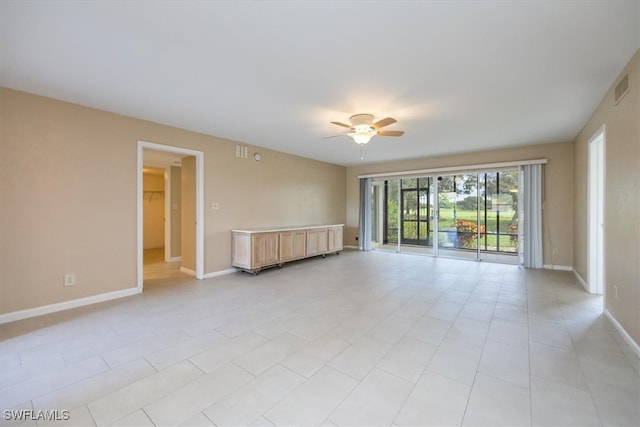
357,158 -> 548,179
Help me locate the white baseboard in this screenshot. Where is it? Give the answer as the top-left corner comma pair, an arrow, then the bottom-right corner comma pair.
180,267 -> 196,276
166,256 -> 182,263
573,269 -> 589,291
604,308 -> 640,359
543,264 -> 573,271
343,245 -> 358,249
203,268 -> 237,279
0,287 -> 141,325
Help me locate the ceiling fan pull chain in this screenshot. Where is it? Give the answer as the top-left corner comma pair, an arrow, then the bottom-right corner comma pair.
360,144 -> 364,161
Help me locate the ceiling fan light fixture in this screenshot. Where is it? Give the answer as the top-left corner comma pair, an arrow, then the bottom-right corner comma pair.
327,113 -> 403,147
348,129 -> 377,144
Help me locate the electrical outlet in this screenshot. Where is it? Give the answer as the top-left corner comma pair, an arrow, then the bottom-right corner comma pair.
64,274 -> 75,287
552,248 -> 559,255
613,285 -> 618,299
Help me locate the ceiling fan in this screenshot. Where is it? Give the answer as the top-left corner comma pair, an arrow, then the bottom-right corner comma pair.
325,113 -> 405,145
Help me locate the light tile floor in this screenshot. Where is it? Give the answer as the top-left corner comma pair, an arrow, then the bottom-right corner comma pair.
1,250 -> 639,426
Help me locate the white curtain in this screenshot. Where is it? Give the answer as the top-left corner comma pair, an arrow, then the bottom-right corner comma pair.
520,164 -> 543,268
358,178 -> 372,251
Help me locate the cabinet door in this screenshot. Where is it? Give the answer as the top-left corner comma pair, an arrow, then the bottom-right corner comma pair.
252,233 -> 279,267
280,230 -> 306,261
292,230 -> 306,258
306,229 -> 319,256
328,226 -> 343,252
252,234 -> 267,267
317,228 -> 328,253
306,229 -> 327,256
264,233 -> 279,264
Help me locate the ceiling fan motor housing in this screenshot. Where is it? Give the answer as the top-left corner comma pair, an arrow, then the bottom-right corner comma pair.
349,113 -> 375,128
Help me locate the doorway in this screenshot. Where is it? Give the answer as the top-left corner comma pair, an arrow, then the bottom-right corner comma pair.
137,141 -> 204,291
375,169 -> 519,263
588,126 -> 605,295
142,165 -> 169,273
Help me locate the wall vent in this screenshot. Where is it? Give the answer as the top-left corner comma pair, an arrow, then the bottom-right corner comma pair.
614,73 -> 629,105
235,144 -> 249,159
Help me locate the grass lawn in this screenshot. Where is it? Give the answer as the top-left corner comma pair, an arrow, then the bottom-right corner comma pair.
391,208 -> 518,252
438,208 -> 517,233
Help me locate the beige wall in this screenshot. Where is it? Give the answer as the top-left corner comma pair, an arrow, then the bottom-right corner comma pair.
0,88 -> 346,315
346,142 -> 575,267
573,49 -> 640,346
142,173 -> 165,249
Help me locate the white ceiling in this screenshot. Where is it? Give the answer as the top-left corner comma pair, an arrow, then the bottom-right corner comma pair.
1,1 -> 638,166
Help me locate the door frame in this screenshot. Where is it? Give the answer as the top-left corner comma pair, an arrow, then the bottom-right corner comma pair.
587,125 -> 605,295
137,141 -> 204,291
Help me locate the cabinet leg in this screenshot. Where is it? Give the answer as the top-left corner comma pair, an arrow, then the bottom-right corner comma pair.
322,254 -> 326,259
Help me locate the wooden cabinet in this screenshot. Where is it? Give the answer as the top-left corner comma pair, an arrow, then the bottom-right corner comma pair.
232,224 -> 343,273
279,230 -> 306,262
328,226 -> 343,252
232,232 -> 278,270
306,228 -> 328,256
252,232 -> 279,267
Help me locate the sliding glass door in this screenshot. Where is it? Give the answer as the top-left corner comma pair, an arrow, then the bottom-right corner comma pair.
478,170 -> 519,262
437,174 -> 480,259
373,168 -> 519,263
383,180 -> 399,250
399,178 -> 434,254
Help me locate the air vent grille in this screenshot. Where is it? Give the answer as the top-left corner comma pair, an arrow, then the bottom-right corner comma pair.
614,73 -> 629,105
235,144 -> 249,159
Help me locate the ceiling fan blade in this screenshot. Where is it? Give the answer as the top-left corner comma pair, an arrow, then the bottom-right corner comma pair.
372,117 -> 397,129
377,130 -> 405,137
330,121 -> 352,129
322,134 -> 346,140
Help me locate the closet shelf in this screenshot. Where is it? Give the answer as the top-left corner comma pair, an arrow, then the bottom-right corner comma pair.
143,190 -> 164,202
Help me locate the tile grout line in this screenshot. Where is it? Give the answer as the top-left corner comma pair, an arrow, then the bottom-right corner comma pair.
390,274 -> 472,426
458,271 -> 505,426
550,279 -> 606,427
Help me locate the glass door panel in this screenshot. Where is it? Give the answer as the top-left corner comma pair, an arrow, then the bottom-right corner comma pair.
383,179 -> 400,251
437,174 -> 480,260
376,169 -> 520,263
419,187 -> 433,246
400,177 -> 433,254
478,170 -> 519,263
401,178 -> 418,244
437,175 -> 456,250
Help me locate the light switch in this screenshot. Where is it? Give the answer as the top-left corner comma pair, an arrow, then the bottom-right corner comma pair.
211,202 -> 220,210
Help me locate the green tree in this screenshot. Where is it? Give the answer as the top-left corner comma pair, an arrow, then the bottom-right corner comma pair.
438,194 -> 453,209
386,180 -> 399,242
458,196 -> 478,210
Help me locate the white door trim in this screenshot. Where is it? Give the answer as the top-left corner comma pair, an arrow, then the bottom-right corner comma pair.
138,141 -> 204,292
587,125 -> 605,295
164,167 -> 171,263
